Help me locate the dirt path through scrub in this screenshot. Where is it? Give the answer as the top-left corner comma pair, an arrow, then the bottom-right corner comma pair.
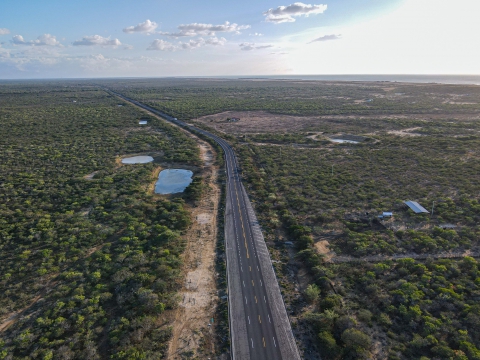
166,141 -> 220,359
112,96 -> 222,359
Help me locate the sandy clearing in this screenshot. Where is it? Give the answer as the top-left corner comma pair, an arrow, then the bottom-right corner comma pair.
314,240 -> 334,262
387,127 -> 423,137
113,97 -> 222,358
83,171 -> 98,180
166,138 -> 221,359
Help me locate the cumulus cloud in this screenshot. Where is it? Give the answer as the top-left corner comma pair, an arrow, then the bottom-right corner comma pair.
73,35 -> 121,46
147,39 -> 177,51
250,33 -> 263,36
308,34 -> 341,43
264,2 -> 327,23
181,37 -> 227,49
123,19 -> 158,34
148,36 -> 227,51
161,21 -> 249,37
11,34 -> 62,46
0,28 -> 10,35
205,37 -> 227,46
239,43 -> 273,51
11,35 -> 26,45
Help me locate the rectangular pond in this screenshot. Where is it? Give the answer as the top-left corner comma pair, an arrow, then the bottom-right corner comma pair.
155,169 -> 193,194
121,156 -> 154,164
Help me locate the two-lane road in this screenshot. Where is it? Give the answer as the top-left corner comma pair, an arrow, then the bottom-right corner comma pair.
107,89 -> 300,360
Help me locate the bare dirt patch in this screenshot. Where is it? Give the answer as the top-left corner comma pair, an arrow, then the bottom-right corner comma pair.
387,127 -> 423,137
0,277 -> 58,333
147,166 -> 162,194
314,240 -> 334,262
166,143 -> 220,359
84,171 -> 98,180
114,98 -> 223,358
0,295 -> 42,333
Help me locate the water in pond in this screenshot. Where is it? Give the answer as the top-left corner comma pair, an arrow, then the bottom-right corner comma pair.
330,139 -> 359,144
121,156 -> 154,164
139,120 -> 148,125
155,169 -> 193,194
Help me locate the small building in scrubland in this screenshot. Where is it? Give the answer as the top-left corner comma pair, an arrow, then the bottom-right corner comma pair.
404,201 -> 429,214
378,212 -> 393,219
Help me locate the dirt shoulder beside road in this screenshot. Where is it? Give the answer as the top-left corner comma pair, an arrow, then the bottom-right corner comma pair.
166,141 -> 221,359
120,99 -> 222,359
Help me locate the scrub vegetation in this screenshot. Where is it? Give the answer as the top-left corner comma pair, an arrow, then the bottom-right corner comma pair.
2,78 -> 479,359
0,82 -> 200,359
110,78 -> 480,359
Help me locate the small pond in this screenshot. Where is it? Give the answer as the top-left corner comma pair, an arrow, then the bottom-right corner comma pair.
330,139 -> 359,144
121,156 -> 154,164
139,120 -> 148,125
155,169 -> 193,194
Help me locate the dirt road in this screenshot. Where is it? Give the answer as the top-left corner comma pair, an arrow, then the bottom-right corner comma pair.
166,141 -> 221,359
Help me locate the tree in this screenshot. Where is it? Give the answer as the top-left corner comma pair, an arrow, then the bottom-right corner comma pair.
318,331 -> 342,359
341,328 -> 371,352
304,284 -> 320,303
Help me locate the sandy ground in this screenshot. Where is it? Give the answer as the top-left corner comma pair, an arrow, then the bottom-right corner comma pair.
83,171 -> 98,180
196,110 -> 479,139
0,296 -> 42,333
314,240 -> 334,262
113,98 -> 222,358
387,127 -> 423,137
166,140 -> 220,359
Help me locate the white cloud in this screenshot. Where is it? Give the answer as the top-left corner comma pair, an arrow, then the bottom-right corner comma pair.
72,35 -> 121,47
161,21 -> 250,37
148,36 -> 227,51
205,37 -> 227,46
11,34 -> 62,46
240,43 -> 273,51
147,39 -> 177,51
308,34 -> 341,43
181,37 -> 227,49
11,35 -> 26,45
123,19 -> 158,34
264,2 -> 327,23
0,28 -> 10,35
250,33 -> 264,36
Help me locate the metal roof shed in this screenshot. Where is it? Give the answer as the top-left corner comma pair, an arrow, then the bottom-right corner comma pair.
404,201 -> 429,214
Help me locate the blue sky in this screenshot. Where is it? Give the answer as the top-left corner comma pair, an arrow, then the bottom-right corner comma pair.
0,0 -> 478,78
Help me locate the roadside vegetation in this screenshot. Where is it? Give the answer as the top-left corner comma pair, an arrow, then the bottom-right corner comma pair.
0,83 -> 200,359
109,78 -> 480,359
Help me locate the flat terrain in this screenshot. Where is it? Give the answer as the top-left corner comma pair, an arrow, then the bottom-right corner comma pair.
0,83 -> 204,359
166,141 -> 221,359
101,78 -> 480,359
2,78 -> 479,359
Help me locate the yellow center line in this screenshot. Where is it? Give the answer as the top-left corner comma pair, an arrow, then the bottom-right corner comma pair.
234,187 -> 250,259
255,296 -> 258,303
249,266 -> 252,271
263,337 -> 266,347
258,315 -> 261,323
252,280 -> 254,286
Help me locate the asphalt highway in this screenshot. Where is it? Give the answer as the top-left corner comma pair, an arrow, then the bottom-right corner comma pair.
107,89 -> 300,360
